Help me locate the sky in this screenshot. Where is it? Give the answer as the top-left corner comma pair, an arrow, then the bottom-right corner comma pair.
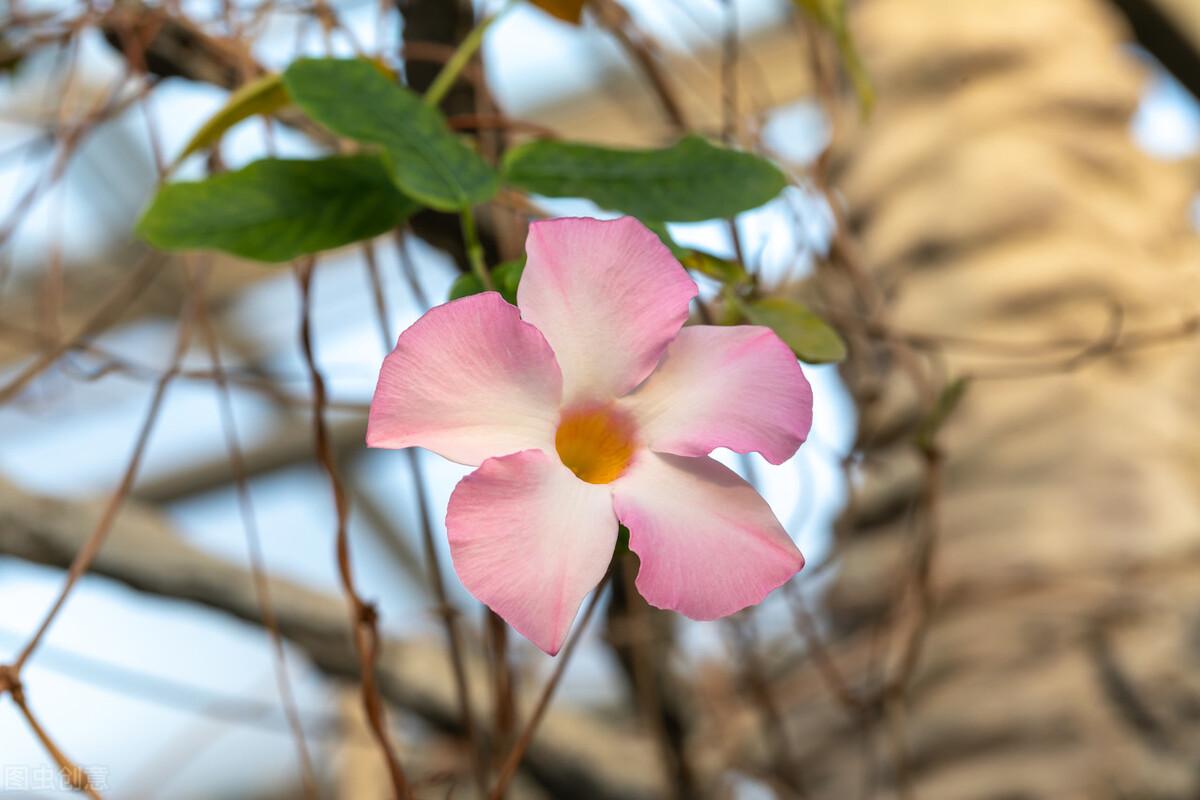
0,1 -> 1196,796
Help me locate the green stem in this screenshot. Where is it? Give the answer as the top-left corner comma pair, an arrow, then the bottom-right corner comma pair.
460,206 -> 495,290
422,0 -> 515,108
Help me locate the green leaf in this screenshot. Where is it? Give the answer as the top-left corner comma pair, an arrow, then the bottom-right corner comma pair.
136,155 -> 419,262
447,258 -> 524,305
174,73 -> 291,166
492,259 -> 525,303
502,135 -> 788,222
741,297 -> 846,364
283,58 -> 498,211
791,0 -> 874,115
447,273 -> 484,301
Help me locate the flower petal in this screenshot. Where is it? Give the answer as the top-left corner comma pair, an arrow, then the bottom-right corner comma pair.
620,325 -> 813,465
367,292 -> 562,466
447,449 -> 618,654
612,451 -> 804,620
517,216 -> 698,404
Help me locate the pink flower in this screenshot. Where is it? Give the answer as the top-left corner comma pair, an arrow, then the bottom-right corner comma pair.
368,217 -> 812,654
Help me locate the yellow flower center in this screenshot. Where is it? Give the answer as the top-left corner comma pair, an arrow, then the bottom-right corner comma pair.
555,405 -> 636,484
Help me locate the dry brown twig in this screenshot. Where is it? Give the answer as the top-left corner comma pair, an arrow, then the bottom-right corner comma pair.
295,257 -> 414,799
8,2 -> 1191,798
195,265 -> 320,798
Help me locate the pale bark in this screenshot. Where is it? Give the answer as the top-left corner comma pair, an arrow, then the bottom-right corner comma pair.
813,0 -> 1200,797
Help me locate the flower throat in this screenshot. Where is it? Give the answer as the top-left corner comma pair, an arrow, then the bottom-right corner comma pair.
555,406 -> 636,484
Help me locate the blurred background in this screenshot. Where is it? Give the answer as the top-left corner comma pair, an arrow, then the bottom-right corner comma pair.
0,0 -> 1198,797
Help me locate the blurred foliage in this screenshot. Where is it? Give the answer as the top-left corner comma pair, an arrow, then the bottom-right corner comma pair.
738,296 -> 847,363
449,258 -> 526,304
646,222 -> 750,285
173,73 -> 290,166
649,222 -> 842,363
791,0 -> 874,114
916,377 -> 970,451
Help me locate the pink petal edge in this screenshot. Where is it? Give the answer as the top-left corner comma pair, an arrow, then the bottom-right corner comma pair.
620,324 -> 813,465
366,292 -> 563,467
446,449 -> 618,655
516,216 -> 698,405
612,451 -> 804,620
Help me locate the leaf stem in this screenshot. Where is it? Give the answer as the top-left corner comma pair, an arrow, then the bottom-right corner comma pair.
460,205 -> 495,290
423,1 -> 515,108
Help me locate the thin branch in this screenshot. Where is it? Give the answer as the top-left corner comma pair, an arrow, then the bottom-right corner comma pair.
0,252 -> 163,405
361,239 -> 487,797
294,258 -> 413,799
726,614 -> 809,797
784,584 -> 866,715
11,265 -> 196,672
485,608 -> 515,779
423,2 -> 513,109
9,686 -> 103,800
490,572 -> 613,800
592,0 -> 690,133
0,629 -> 340,735
409,448 -> 489,797
0,479 -> 662,800
195,270 -> 319,799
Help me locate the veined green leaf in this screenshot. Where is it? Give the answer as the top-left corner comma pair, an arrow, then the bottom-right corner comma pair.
174,73 -> 290,166
740,296 -> 846,364
502,135 -> 788,222
283,58 -> 498,211
136,155 -> 419,263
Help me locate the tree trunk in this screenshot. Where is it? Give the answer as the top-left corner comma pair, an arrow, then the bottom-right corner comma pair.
814,0 -> 1200,797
